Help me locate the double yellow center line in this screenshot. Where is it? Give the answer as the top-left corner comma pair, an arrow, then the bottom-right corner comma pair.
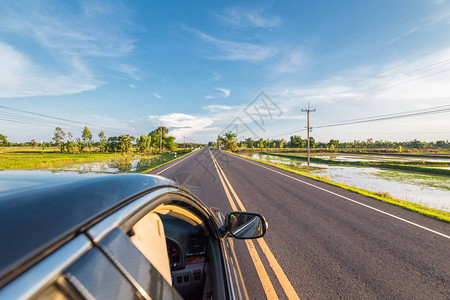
209,150 -> 300,300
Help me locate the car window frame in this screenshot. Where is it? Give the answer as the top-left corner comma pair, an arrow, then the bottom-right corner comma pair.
0,235 -> 91,300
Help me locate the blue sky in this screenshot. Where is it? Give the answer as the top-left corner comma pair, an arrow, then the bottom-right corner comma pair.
1,0 -> 449,143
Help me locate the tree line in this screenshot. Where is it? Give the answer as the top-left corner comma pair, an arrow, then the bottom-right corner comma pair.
212,133 -> 450,151
0,126 -> 180,154
53,126 -> 179,153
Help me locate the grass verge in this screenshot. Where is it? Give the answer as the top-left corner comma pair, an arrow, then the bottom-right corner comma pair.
139,150 -> 193,173
0,147 -> 192,172
230,151 -> 450,223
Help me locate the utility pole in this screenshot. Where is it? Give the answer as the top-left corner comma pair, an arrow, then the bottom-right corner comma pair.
183,136 -> 186,149
301,102 -> 316,167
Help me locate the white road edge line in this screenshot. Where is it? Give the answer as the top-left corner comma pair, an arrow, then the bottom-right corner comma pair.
155,150 -> 197,175
226,151 -> 450,240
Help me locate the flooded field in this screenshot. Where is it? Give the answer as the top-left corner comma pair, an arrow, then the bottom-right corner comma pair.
250,153 -> 450,212
308,153 -> 449,163
46,154 -> 179,173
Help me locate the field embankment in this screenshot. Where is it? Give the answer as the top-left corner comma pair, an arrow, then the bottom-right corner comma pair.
0,147 -> 191,172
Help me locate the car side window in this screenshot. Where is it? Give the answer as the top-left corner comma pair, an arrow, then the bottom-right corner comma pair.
63,247 -> 140,300
97,228 -> 182,300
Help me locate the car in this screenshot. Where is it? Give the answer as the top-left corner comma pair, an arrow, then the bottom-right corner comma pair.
0,171 -> 267,300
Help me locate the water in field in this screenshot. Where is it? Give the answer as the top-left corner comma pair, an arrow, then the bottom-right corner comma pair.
49,155 -> 177,173
312,153 -> 450,163
250,153 -> 450,212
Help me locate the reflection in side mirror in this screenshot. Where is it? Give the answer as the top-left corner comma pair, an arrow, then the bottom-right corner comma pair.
225,212 -> 267,239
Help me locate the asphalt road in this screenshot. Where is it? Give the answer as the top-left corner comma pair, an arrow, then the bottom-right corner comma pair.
151,148 -> 450,299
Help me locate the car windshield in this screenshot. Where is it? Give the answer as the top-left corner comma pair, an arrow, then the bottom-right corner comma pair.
0,1 -> 449,299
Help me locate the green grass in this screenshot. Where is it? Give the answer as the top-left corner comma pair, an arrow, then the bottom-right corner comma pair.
0,146 -> 191,171
374,170 -> 450,191
0,148 -> 125,169
137,150 -> 192,173
230,151 -> 450,223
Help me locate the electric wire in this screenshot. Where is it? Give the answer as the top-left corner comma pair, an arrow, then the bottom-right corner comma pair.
266,105 -> 450,140
314,49 -> 450,109
314,106 -> 450,129
0,106 -> 125,134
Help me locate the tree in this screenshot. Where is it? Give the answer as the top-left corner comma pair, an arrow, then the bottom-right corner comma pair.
435,140 -> 446,148
30,139 -> 38,147
82,126 -> 93,149
53,127 -> 66,150
309,137 -> 316,148
258,138 -> 264,149
0,134 -> 7,147
218,131 -> 238,151
149,126 -> 169,153
289,135 -> 304,148
107,136 -> 119,153
98,131 -> 107,153
217,135 -> 225,149
165,136 -> 177,151
137,135 -> 152,153
76,138 -> 85,153
328,139 -> 339,148
118,135 -> 134,153
244,137 -> 254,148
41,142 -> 50,152
64,132 -> 77,153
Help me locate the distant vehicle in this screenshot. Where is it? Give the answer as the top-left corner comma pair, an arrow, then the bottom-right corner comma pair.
0,172 -> 267,300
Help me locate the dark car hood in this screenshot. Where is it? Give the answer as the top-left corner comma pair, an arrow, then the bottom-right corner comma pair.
0,171 -> 175,283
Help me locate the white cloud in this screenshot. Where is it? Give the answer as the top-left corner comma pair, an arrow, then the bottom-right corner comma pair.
114,64 -> 140,80
0,42 -> 100,97
0,2 -> 136,58
0,1 -> 137,97
211,71 -> 222,81
203,105 -> 232,112
129,84 -> 136,88
85,114 -> 134,135
214,88 -> 231,98
184,26 -> 276,61
205,87 -> 231,99
272,49 -> 306,74
262,47 -> 450,141
216,8 -> 281,28
158,113 -> 216,139
389,9 -> 450,44
153,93 -> 162,99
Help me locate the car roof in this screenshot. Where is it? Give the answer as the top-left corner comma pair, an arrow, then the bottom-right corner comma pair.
0,171 -> 176,283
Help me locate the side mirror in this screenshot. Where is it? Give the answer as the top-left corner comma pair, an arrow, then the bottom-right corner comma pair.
224,212 -> 267,239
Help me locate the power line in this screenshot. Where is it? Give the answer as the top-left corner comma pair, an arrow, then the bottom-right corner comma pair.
314,105 -> 450,129
268,128 -> 307,139
319,131 -> 450,135
349,43 -> 450,88
314,54 -> 450,109
0,105 -> 122,132
266,105 -> 450,140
